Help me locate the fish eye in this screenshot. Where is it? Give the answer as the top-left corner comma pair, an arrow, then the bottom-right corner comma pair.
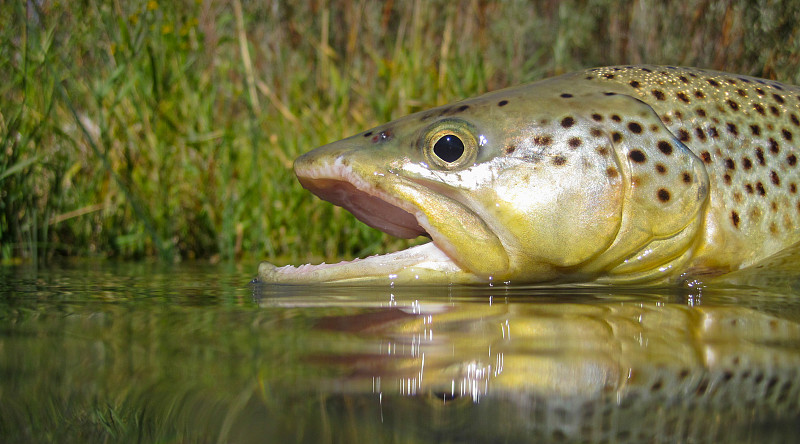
433,135 -> 465,163
422,119 -> 478,169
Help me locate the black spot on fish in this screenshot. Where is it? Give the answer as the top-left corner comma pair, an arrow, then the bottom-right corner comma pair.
701,151 -> 712,163
791,183 -> 797,193
612,132 -> 622,143
590,128 -> 603,137
629,150 -> 646,163
756,88 -> 766,96
561,117 -> 575,128
591,113 -> 603,122
678,129 -> 690,142
505,145 -> 516,155
707,78 -> 721,87
769,138 -> 780,154
655,163 -> 667,174
657,189 -> 671,202
457,105 -> 470,112
727,100 -> 740,111
696,108 -> 707,117
568,137 -> 582,148
788,154 -> 797,166
682,172 -> 692,183
679,75 -> 689,84
726,123 -> 739,136
791,113 -> 800,126
611,114 -> 622,122
677,92 -> 690,103
604,92 -> 617,96
725,158 -> 735,170
757,182 -> 766,195
773,93 -> 785,104
771,171 -> 781,186
754,103 -> 766,115
658,141 -> 673,155
731,211 -> 740,228
363,131 -> 373,137
756,148 -> 766,165
606,167 -> 619,178
708,127 -> 719,138
652,89 -> 666,100
745,183 -> 754,194
604,73 -> 615,79
723,174 -> 732,185
498,100 -> 508,107
695,127 -> 707,141
629,80 -> 641,88
782,129 -> 793,141
552,155 -> 567,166
770,106 -> 780,117
743,157 -> 753,170
695,90 -> 706,99
533,135 -> 552,146
560,93 -> 573,98
628,122 -> 643,133
737,89 -> 747,97
750,125 -> 761,136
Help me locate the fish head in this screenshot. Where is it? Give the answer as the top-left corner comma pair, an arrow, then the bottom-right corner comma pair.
264,82 -> 708,284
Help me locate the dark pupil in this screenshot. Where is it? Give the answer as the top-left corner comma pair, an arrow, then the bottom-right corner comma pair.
433,135 -> 465,163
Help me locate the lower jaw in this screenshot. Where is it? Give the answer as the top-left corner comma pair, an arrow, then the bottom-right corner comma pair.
257,242 -> 483,285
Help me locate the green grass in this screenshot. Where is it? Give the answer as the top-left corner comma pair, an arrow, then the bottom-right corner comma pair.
2,0 -> 800,264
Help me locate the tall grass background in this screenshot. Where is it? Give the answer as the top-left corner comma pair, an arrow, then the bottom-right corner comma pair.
2,0 -> 800,265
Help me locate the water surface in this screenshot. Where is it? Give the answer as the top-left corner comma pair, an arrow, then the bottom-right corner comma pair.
1,262 -> 799,443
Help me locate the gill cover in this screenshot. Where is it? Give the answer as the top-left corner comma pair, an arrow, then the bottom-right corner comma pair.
590,93 -> 710,280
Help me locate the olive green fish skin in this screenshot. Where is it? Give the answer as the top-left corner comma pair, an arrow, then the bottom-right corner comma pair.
260,65 -> 800,285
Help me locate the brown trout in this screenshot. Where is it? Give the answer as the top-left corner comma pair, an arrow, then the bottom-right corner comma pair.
259,65 -> 800,284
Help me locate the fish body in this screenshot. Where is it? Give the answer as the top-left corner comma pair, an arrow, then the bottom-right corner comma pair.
259,65 -> 800,285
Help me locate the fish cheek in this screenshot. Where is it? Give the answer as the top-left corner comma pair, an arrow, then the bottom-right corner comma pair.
491,153 -> 625,269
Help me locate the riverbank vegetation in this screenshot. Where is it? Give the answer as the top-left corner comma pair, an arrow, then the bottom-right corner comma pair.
3,0 -> 800,264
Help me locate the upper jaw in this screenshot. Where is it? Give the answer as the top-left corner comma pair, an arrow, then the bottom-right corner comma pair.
295,174 -> 426,239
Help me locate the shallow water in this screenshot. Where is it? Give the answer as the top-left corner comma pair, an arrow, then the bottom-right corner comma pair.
1,262 -> 800,443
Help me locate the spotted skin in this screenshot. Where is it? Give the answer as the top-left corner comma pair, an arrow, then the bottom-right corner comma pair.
259,65 -> 800,285
583,66 -> 800,278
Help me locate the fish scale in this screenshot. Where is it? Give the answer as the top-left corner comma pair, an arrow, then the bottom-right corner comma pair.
259,65 -> 800,285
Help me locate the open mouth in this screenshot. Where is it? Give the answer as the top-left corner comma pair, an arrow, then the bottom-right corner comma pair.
257,159 -> 471,284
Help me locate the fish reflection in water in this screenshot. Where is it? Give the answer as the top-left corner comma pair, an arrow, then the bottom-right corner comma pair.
255,285 -> 800,443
